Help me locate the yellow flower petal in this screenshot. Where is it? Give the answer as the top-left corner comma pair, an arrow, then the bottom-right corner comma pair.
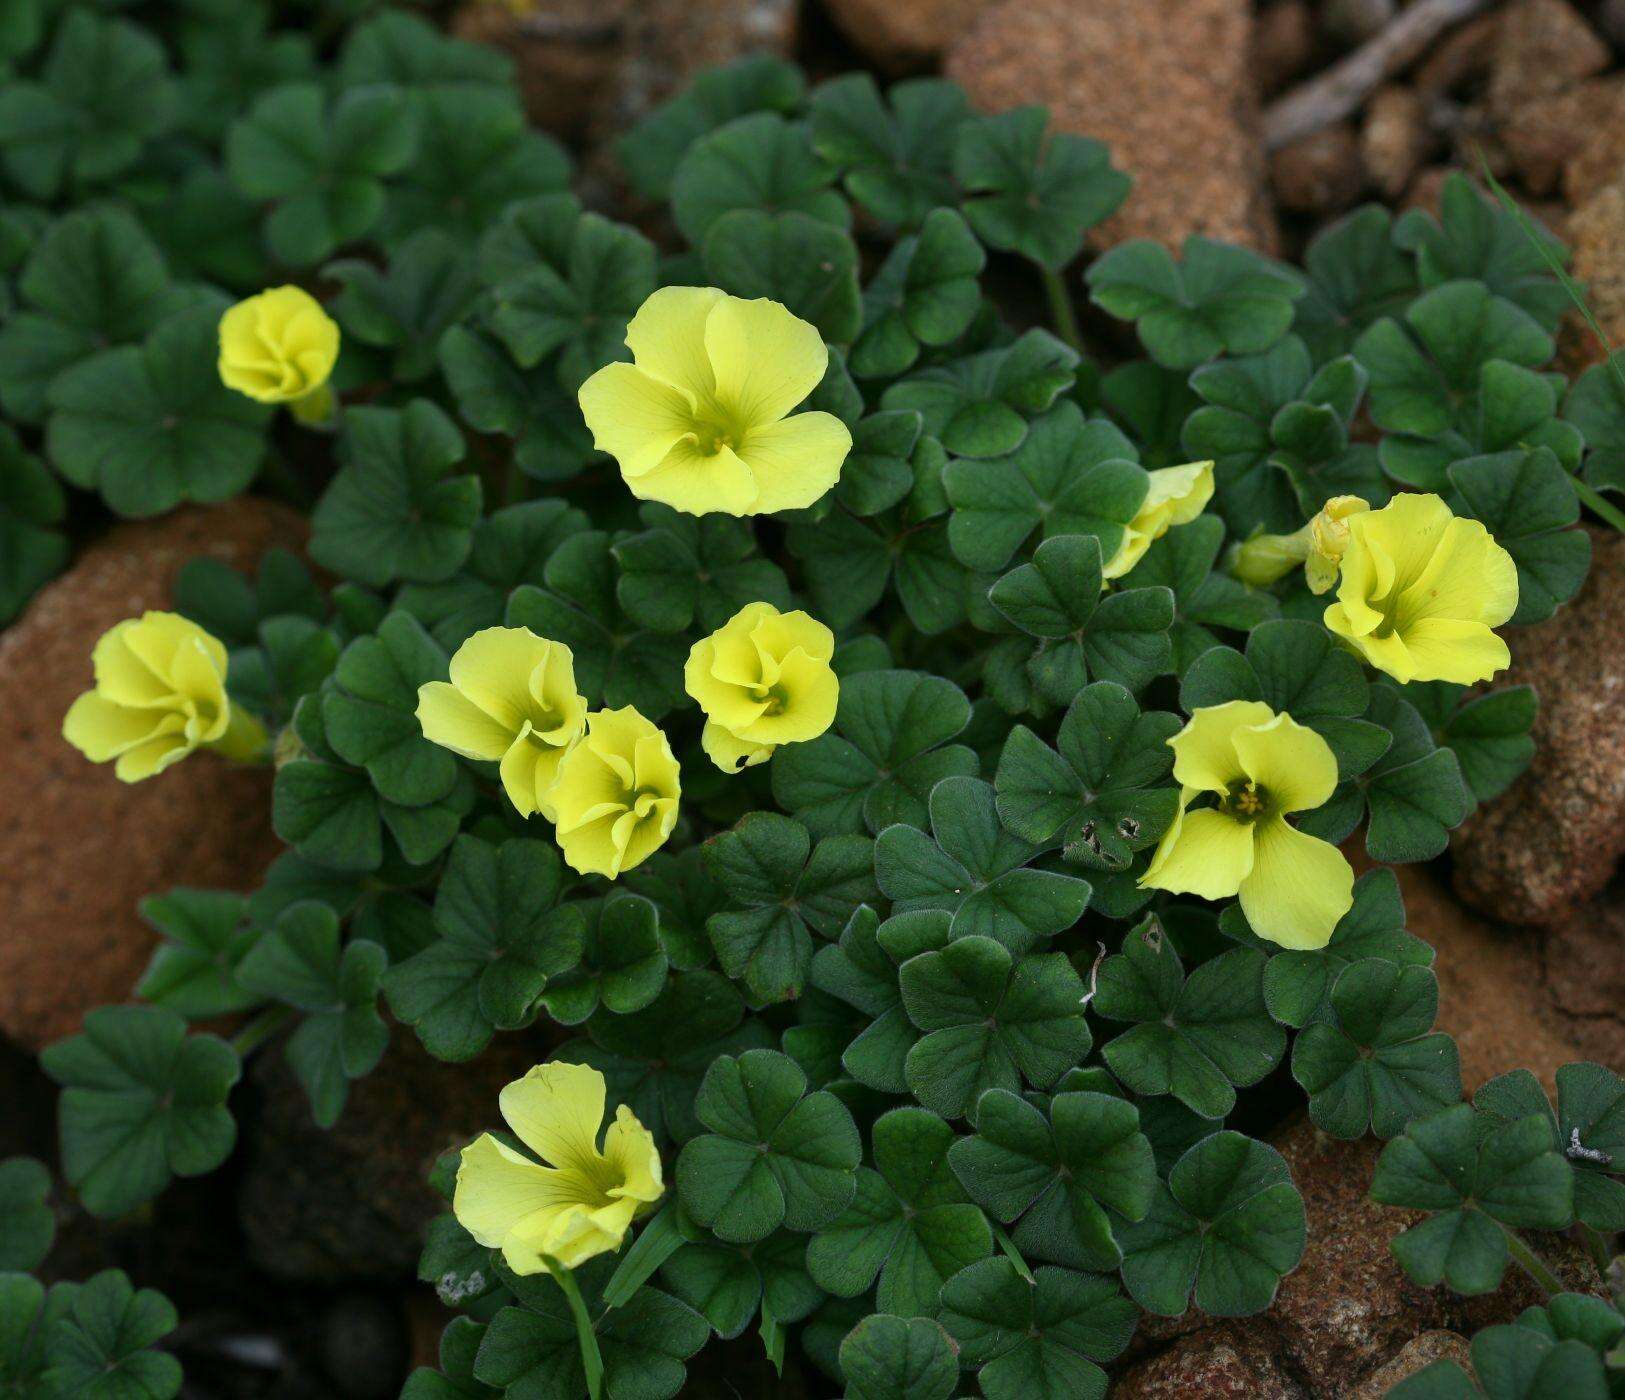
704,294 -> 828,427
702,719 -> 775,772
1238,816 -> 1353,950
577,362 -> 699,479
1166,699 -> 1274,794
741,647 -> 838,744
1230,712 -> 1338,814
63,693 -> 174,762
453,1132 -> 579,1250
736,412 -> 852,514
629,438 -> 761,517
499,1062 -> 608,1175
1384,617 -> 1512,686
552,708 -> 680,878
416,681 -> 514,761
602,1104 -> 665,1205
1401,517 -> 1519,629
625,285 -> 724,399
1138,803 -> 1256,900
218,286 -> 339,404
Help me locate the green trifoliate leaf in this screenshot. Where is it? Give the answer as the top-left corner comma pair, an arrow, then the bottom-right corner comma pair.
659,1230 -> 821,1340
702,206 -> 861,342
1093,918 -> 1285,1120
1391,1325 -> 1613,1400
172,547 -> 325,649
38,1269 -> 182,1400
839,1314 -> 959,1400
1514,1290 -> 1625,1364
326,230 -> 478,383
1555,1061 -> 1625,1232
338,10 -> 512,91
1448,447 -> 1590,625
311,400 -> 481,588
136,162 -> 269,293
899,934 -> 1090,1121
950,1088 -> 1155,1272
1563,352 -> 1625,496
671,111 -> 848,247
505,531 -> 686,719
173,3 -> 315,142
1405,682 -> 1538,805
829,409 -> 921,515
0,425 -> 66,625
938,1259 -> 1137,1400
622,845 -> 727,972
811,74 -> 969,228
677,1048 -> 861,1242
237,901 -> 387,1129
227,81 -> 416,266
1370,1103 -> 1574,1295
1119,1130 -> 1306,1317
994,680 -> 1180,872
1098,361 -> 1198,466
886,329 -> 1079,460
41,1006 -> 239,1218
0,1156 -> 53,1272
46,304 -> 270,519
402,1316 -> 497,1399
618,54 -> 806,202
1292,204 -> 1419,362
611,502 -> 789,634
875,776 -> 1091,953
383,836 -> 584,1062
0,10 -> 176,200
1128,516 -> 1279,674
807,1106 -> 992,1317
704,813 -> 877,1004
772,669 -> 977,838
557,971 -> 772,1147
382,84 -> 570,248
944,400 -> 1145,570
1395,172 -> 1570,331
849,208 -> 985,379
1291,959 -> 1461,1140
953,106 -> 1128,271
134,888 -> 259,1020
1087,236 -> 1306,370
1354,279 -> 1554,439
0,1273 -> 60,1395
539,892 -> 667,1026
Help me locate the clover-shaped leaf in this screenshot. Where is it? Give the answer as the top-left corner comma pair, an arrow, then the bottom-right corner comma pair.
1389,1323 -> 1613,1400
660,1230 -> 823,1340
383,836 -> 584,1062
41,1006 -> 239,1218
0,1157 -> 53,1272
401,1316 -> 496,1399
311,400 -> 482,589
1129,516 -> 1279,674
702,207 -> 861,343
939,1259 -> 1138,1400
1087,235 -> 1306,370
839,1313 -> 960,1400
676,1048 -> 861,1243
994,680 -> 1180,872
849,208 -> 986,380
1291,959 -> 1461,1140
1093,918 -> 1285,1120
38,1269 -> 182,1400
338,10 -> 511,91
899,934 -> 1090,1121
1370,1103 -> 1573,1295
1563,352 -> 1625,496
772,669 -> 977,838
0,426 -> 67,625
1292,204 -> 1418,362
704,813 -> 877,1004
539,891 -> 667,1026
326,229 -> 479,382
1406,682 -> 1538,805
807,1106 -> 992,1317
133,888 -> 258,1020
950,1087 -> 1156,1272
875,776 -> 1091,953
611,502 -> 789,634
954,106 -> 1128,271
1119,1130 -> 1306,1317
671,111 -> 848,247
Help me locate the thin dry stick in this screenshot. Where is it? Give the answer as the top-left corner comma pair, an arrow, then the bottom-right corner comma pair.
1263,0 -> 1498,150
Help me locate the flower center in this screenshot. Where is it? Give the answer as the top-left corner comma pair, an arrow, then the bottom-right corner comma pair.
1221,781 -> 1271,823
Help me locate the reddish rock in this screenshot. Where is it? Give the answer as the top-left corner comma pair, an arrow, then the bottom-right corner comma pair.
1321,0 -> 1396,44
1271,123 -> 1368,216
1253,0 -> 1317,98
1569,186 -> 1625,353
822,0 -> 994,71
946,0 -> 1277,252
1501,76 -> 1625,195
1561,82 -> 1625,205
1351,1332 -> 1473,1398
1362,86 -> 1433,199
1413,13 -> 1501,102
1486,0 -> 1609,118
0,499 -> 306,1052
1114,1323 -> 1302,1399
1452,528 -> 1625,928
1541,888 -> 1625,1072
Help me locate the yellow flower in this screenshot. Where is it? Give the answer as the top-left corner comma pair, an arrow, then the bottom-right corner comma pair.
62,611 -> 267,782
218,286 -> 340,422
1139,701 -> 1353,950
685,602 -> 838,772
1323,492 -> 1518,685
551,706 -> 680,879
453,1061 -> 664,1275
416,627 -> 587,820
577,287 -> 852,517
1228,494 -> 1370,593
1103,461 -> 1215,580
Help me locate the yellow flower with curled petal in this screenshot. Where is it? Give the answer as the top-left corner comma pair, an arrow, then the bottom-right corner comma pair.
577,287 -> 852,517
551,706 -> 680,879
454,1061 -> 663,1275
685,601 -> 838,772
1103,461 -> 1215,580
1139,701 -> 1353,950
416,627 -> 587,820
1228,494 -> 1371,592
1323,492 -> 1518,685
62,611 -> 267,782
218,286 -> 340,423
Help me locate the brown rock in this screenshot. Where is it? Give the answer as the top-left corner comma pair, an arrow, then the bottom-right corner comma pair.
238,1026 -> 543,1281
1413,13 -> 1501,102
1362,87 -> 1433,199
1351,1332 -> 1472,1398
1113,1323 -> 1303,1400
1487,0 -> 1609,118
1570,185 -> 1625,351
1561,80 -> 1625,205
1322,0 -> 1396,44
1254,0 -> 1317,98
1452,527 -> 1625,928
821,0 -> 994,72
1501,76 -> 1625,195
0,499 -> 306,1052
1271,123 -> 1368,216
1541,887 -> 1625,1071
946,0 -> 1277,252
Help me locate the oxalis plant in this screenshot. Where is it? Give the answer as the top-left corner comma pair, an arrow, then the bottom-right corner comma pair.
3,5 -> 1624,1397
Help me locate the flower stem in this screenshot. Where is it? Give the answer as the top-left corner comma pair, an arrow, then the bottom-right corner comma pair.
230,1005 -> 294,1059
1579,1222 -> 1614,1276
1573,475 -> 1625,534
600,1204 -> 688,1310
544,1256 -> 604,1400
759,1300 -> 784,1377
991,1221 -> 1035,1283
1040,266 -> 1085,354
1502,1225 -> 1564,1297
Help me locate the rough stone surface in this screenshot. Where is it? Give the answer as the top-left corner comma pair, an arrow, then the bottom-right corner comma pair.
1362,86 -> 1433,199
1322,0 -> 1396,44
1413,13 -> 1500,102
1486,0 -> 1609,118
822,0 -> 994,71
0,499 -> 306,1051
239,1026 -> 544,1281
1570,185 -> 1625,354
1562,81 -> 1625,205
1271,124 -> 1368,215
946,0 -> 1277,252
1541,887 -> 1625,1071
1113,1323 -> 1303,1399
1351,1332 -> 1473,1398
1452,528 -> 1625,928
1500,76 -> 1625,195
1253,0 -> 1317,97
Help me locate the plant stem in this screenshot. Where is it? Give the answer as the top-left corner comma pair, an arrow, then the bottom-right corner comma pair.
1573,475 -> 1625,534
1502,1226 -> 1564,1297
990,1221 -> 1035,1283
544,1256 -> 604,1400
1041,267 -> 1085,354
230,1005 -> 294,1058
1579,1222 -> 1614,1276
759,1301 -> 784,1377
600,1204 -> 688,1309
